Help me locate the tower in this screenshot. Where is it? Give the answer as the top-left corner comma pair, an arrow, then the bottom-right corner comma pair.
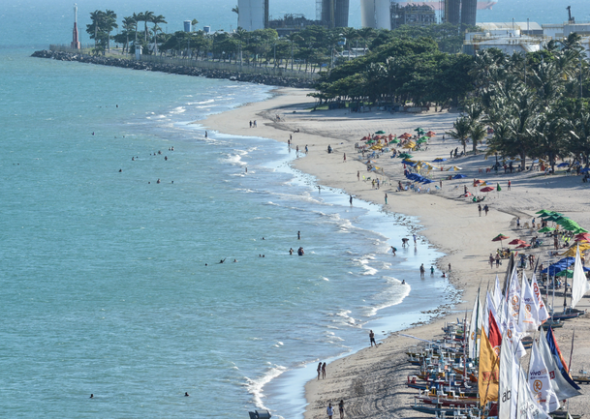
319,0 -> 350,28
444,0 -> 461,24
71,3 -> 80,49
237,0 -> 269,31
461,0 -> 477,26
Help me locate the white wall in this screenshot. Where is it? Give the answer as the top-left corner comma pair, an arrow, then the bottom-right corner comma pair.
238,0 -> 266,31
360,0 -> 391,30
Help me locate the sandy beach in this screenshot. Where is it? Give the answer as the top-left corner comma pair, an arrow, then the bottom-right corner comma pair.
201,87 -> 590,418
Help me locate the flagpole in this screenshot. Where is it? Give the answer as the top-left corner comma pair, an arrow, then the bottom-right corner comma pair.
568,330 -> 575,372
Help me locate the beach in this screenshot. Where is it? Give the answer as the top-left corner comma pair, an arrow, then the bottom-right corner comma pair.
201,87 -> 590,418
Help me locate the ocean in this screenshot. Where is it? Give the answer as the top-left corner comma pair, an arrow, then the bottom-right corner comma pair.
0,0 -> 580,418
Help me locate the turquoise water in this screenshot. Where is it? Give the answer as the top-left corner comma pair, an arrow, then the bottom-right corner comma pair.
0,50 -> 457,418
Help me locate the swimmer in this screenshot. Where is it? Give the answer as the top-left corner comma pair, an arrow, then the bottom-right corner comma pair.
92,132 -> 94,135
116,104 -> 118,108
157,179 -> 161,184
119,169 -> 122,172
441,272 -> 446,278
289,248 -> 294,255
171,147 -> 174,151
401,280 -> 405,285
158,150 -> 161,155
205,264 -> 208,266
184,392 -> 189,397
132,157 -> 135,161
262,255 -> 265,258
430,266 -> 434,275
165,156 -> 168,161
219,258 -> 226,264
298,231 -> 301,240
90,394 -> 94,399
233,259 -> 237,263
262,237 -> 265,240
171,181 -> 174,184
205,131 -> 208,138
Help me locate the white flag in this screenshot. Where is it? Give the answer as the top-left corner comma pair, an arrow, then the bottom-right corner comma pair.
570,246 -> 590,309
531,274 -> 549,324
485,291 -> 500,335
519,272 -> 543,332
468,292 -> 482,359
506,314 -> 527,359
506,268 -> 521,321
499,329 -> 518,419
528,338 -> 560,413
493,274 -> 503,310
538,331 -> 581,400
517,361 -> 552,419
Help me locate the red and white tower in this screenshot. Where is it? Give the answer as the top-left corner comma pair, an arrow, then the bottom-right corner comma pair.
71,3 -> 81,49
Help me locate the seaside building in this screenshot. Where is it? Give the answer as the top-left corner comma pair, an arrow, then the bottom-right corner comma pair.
360,0 -> 392,30
393,0 -> 496,12
390,4 -> 436,30
237,0 -> 269,31
71,3 -> 80,50
464,21 -> 590,58
183,20 -> 192,32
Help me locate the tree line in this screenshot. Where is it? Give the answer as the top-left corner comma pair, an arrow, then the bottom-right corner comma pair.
447,34 -> 590,170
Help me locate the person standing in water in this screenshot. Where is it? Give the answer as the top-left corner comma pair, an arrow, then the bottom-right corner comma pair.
322,362 -> 326,379
297,231 -> 301,240
349,195 -> 353,206
369,330 -> 376,347
317,362 -> 322,380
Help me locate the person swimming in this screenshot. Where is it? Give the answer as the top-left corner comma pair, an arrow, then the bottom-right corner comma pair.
298,247 -> 304,256
401,280 -> 405,285
157,179 -> 161,184
219,258 -> 226,264
90,394 -> 94,399
184,392 -> 189,397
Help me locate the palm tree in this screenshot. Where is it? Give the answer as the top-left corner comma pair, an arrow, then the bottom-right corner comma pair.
151,14 -> 167,54
103,10 -> 118,52
470,123 -> 487,154
88,10 -> 105,51
122,16 -> 136,55
446,116 -> 472,155
142,11 -> 155,43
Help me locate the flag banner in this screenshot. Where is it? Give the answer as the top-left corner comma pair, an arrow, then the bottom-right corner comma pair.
531,274 -> 549,324
538,334 -> 581,400
499,329 -> 518,419
546,328 -> 581,391
528,338 -> 560,413
479,330 -> 499,406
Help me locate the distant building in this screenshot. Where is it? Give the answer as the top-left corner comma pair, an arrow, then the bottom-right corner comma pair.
184,20 -> 192,32
390,4 -> 436,30
464,22 -> 590,58
360,0 -> 392,30
237,0 -> 269,31
318,0 -> 350,28
267,14 -> 322,37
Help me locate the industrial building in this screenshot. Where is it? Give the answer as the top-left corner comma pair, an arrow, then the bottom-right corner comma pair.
237,0 -> 269,31
360,0 -> 392,30
390,3 -> 436,30
317,0 -> 350,28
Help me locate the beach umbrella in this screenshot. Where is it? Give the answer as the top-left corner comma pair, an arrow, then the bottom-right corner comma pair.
573,227 -> 589,234
403,142 -> 416,149
447,166 -> 462,171
557,162 -> 569,167
575,233 -> 590,241
402,132 -> 412,138
389,139 -> 399,144
432,158 -> 446,162
480,186 -> 495,192
538,226 -> 555,233
398,153 -> 413,159
536,210 -> 552,215
426,131 -> 436,137
545,214 -> 564,222
492,234 -> 509,247
509,239 -> 527,245
453,174 -> 467,179
414,127 -> 424,133
496,183 -> 502,192
516,243 -> 531,249
555,269 -> 574,278
417,138 -> 428,144
375,130 -> 385,135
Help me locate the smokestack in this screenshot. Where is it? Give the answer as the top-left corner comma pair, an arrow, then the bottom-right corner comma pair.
71,3 -> 80,49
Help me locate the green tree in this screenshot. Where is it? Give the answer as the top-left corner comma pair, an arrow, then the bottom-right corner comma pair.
446,117 -> 472,155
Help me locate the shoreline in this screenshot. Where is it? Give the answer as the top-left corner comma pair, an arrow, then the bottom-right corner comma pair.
199,87 -> 590,418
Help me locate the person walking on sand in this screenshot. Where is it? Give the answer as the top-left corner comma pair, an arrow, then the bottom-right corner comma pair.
369,330 -> 376,347
339,400 -> 344,419
384,193 -> 388,205
343,153 -> 346,163
483,204 -> 489,216
317,362 -> 322,380
357,170 -> 360,181
489,253 -> 494,269
322,362 -> 326,379
327,403 -> 334,419
478,204 -> 482,217
249,121 -> 252,128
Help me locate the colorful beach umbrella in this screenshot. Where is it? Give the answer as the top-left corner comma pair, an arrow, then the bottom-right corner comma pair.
426,131 -> 436,137
480,186 -> 495,192
375,130 -> 385,134
433,158 -> 446,162
555,269 -> 574,278
492,234 -> 509,247
509,239 -> 527,245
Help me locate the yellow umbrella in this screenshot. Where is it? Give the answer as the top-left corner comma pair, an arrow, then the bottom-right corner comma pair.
446,166 -> 462,171
561,243 -> 590,257
403,142 -> 416,149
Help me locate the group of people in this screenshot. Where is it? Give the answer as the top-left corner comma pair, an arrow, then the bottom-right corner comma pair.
326,400 -> 345,419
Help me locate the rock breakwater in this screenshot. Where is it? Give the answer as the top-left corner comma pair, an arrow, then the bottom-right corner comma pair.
32,50 -> 316,89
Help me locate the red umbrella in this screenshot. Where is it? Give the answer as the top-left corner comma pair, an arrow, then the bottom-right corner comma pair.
516,243 -> 531,248
480,186 -> 495,192
426,131 -> 436,137
508,239 -> 527,245
575,233 -> 590,241
492,234 -> 509,247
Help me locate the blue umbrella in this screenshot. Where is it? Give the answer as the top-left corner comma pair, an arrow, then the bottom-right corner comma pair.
557,162 -> 569,167
580,168 -> 590,173
453,174 -> 467,179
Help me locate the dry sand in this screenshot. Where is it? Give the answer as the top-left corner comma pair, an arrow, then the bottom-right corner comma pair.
200,88 -> 590,418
